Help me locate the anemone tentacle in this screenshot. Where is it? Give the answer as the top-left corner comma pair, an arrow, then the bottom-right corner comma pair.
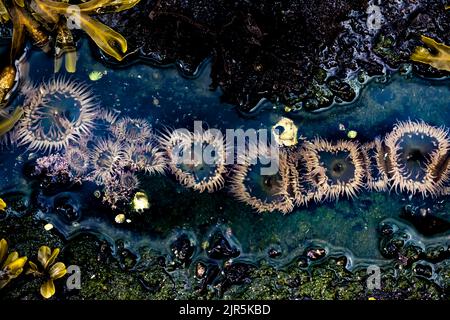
124,142 -> 167,175
361,138 -> 389,192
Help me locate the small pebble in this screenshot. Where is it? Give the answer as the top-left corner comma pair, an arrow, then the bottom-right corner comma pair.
115,214 -> 126,224
347,130 -> 358,139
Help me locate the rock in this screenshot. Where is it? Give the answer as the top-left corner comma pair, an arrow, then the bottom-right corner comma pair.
169,234 -> 195,267
305,247 -> 327,261
401,205 -> 450,236
206,230 -> 240,260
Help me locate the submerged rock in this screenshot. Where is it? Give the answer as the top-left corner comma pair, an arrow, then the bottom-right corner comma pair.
169,234 -> 195,268
206,230 -> 240,260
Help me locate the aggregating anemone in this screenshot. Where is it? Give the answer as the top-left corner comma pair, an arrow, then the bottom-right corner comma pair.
159,129 -> 227,193
384,120 -> 450,198
229,143 -> 293,214
89,137 -> 126,185
111,117 -> 152,145
16,77 -> 99,153
300,139 -> 365,202
64,145 -> 91,177
124,143 -> 166,175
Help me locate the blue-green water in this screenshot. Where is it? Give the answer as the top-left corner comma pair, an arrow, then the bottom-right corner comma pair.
0,40 -> 449,274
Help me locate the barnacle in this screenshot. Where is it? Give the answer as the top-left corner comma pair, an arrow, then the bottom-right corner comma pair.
411,35 -> 450,72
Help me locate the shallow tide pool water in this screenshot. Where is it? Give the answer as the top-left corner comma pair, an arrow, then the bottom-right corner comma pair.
1,40 -> 449,280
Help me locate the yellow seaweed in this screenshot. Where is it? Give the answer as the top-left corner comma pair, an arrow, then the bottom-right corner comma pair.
78,0 -> 142,14
33,0 -> 132,61
0,239 -> 27,289
32,0 -> 60,24
79,12 -> 127,61
0,65 -> 15,105
9,6 -> 25,61
34,0 -> 141,15
411,35 -> 450,72
0,0 -> 9,23
55,23 -> 77,73
27,246 -> 67,299
15,5 -> 49,49
0,107 -> 24,137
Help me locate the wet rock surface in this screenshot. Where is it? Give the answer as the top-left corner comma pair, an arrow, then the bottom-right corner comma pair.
96,0 -> 450,112
0,212 -> 448,299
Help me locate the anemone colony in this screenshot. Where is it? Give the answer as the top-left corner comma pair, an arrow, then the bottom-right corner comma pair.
2,75 -> 450,213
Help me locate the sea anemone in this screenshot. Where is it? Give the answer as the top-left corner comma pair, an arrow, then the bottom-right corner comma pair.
229,143 -> 293,213
64,145 -> 91,176
111,117 -> 152,145
16,77 -> 98,153
384,120 -> 450,197
102,171 -> 140,209
361,138 -> 389,192
97,107 -> 120,125
89,137 -> 126,184
124,143 -> 166,175
158,129 -> 226,193
301,138 -> 365,202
